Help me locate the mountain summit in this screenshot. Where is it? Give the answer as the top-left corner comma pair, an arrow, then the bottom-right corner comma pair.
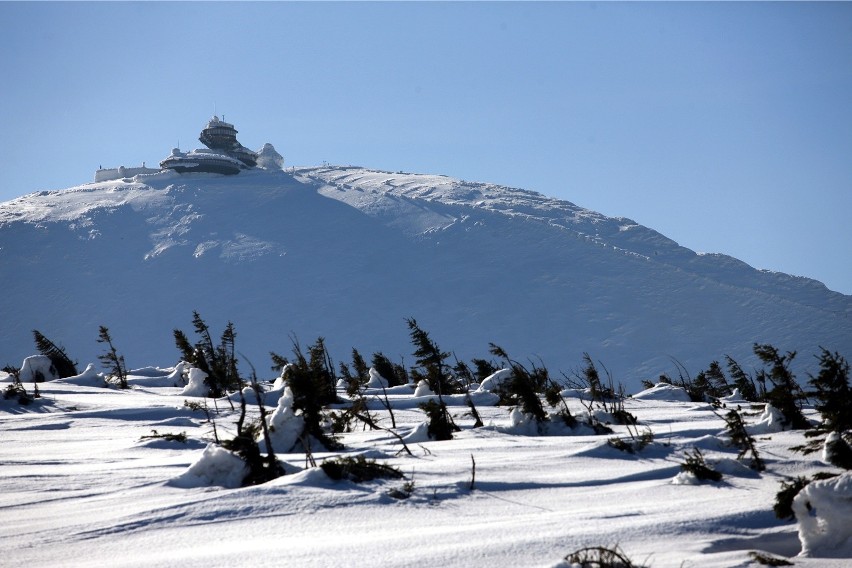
1,165 -> 849,388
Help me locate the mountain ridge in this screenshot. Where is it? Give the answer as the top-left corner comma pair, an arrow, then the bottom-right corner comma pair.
1,166 -> 849,388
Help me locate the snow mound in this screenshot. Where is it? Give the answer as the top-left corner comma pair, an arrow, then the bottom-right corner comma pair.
749,404 -> 787,434
366,367 -> 389,389
180,368 -> 209,397
475,368 -> 511,393
256,143 -> 284,171
60,363 -> 107,387
632,383 -> 691,402
719,388 -> 749,405
412,380 -> 435,397
261,386 -> 305,453
401,422 -> 431,443
793,471 -> 852,557
170,443 -> 248,489
19,355 -> 59,383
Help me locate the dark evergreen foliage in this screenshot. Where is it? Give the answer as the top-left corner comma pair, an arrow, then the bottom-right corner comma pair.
471,357 -> 499,384
320,455 -> 404,483
680,448 -> 722,482
371,352 -> 408,387
753,343 -> 809,430
564,545 -> 647,568
723,408 -> 765,471
690,361 -> 731,402
272,337 -> 342,451
3,366 -> 34,406
406,318 -> 460,439
773,476 -> 811,520
725,355 -> 762,402
32,330 -> 78,378
489,343 -> 548,429
748,552 -> 794,566
97,326 -> 129,389
406,318 -> 463,396
173,312 -> 241,397
338,348 -> 370,398
419,399 -> 457,441
808,348 -> 851,433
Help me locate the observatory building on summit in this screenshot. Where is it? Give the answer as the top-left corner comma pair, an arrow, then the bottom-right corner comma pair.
160,116 -> 259,175
95,116 -> 281,181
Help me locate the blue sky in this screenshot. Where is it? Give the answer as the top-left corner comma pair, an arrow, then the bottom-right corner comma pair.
1,2 -> 851,294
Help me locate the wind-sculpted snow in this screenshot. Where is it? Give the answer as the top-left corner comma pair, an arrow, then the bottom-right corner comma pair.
0,371 -> 849,567
1,166 -> 850,389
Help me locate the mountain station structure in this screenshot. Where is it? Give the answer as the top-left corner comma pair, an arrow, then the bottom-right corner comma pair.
94,117 -> 276,182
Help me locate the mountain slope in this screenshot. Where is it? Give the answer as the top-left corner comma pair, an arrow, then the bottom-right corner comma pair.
1,167 -> 849,388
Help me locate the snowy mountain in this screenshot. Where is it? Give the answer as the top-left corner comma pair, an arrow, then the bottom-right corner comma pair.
1,166 -> 850,388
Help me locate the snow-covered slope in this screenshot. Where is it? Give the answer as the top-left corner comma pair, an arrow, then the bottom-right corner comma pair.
1,167 -> 849,388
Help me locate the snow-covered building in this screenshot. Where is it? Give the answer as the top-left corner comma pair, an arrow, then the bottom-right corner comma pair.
160,116 -> 258,175
94,164 -> 160,182
95,116 -> 281,179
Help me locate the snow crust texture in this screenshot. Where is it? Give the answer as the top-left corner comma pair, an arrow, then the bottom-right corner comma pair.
1,369 -> 849,567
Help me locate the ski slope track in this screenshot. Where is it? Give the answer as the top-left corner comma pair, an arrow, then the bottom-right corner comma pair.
1,166 -> 850,388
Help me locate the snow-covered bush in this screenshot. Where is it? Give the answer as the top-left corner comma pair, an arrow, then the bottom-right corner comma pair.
793,471 -> 852,557
320,455 -> 404,483
19,355 -> 59,383
259,386 -> 304,453
674,448 -> 722,484
180,367 -> 210,397
171,443 -> 249,489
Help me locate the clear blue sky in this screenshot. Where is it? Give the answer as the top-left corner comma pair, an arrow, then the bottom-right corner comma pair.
2,2 -> 851,294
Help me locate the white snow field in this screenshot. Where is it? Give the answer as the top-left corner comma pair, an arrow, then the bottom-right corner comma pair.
2,366 -> 850,568
1,166 -> 850,394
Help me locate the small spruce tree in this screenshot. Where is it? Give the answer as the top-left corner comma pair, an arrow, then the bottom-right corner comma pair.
753,343 -> 809,430
798,348 -> 852,469
406,318 -> 460,440
173,312 -> 241,398
723,408 -> 765,471
272,337 -> 342,450
97,326 -> 129,389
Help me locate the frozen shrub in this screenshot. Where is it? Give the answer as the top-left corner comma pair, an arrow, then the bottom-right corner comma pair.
563,545 -> 646,568
679,448 -> 722,482
320,455 -> 404,483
